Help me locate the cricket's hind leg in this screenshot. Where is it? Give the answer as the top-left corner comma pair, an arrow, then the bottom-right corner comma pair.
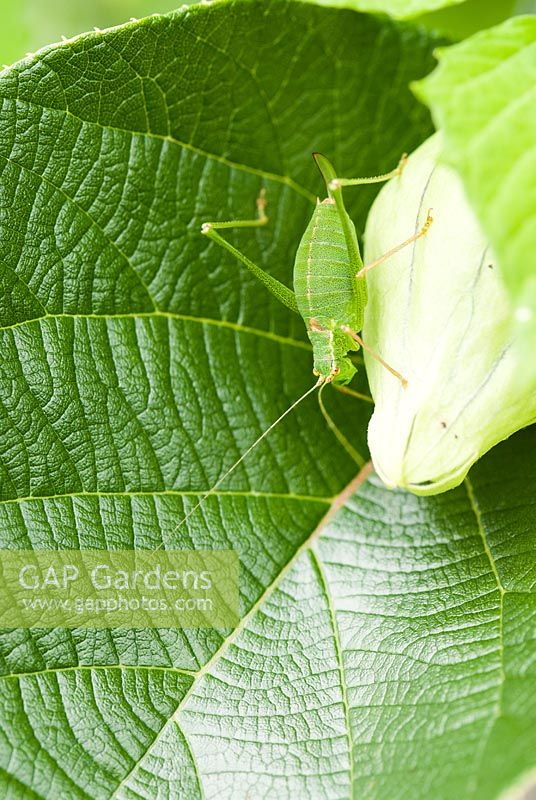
201,190 -> 299,314
317,382 -> 364,467
341,326 -> 408,388
357,210 -> 433,278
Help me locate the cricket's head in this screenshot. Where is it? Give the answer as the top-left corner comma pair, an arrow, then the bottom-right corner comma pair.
313,357 -> 357,386
331,356 -> 357,386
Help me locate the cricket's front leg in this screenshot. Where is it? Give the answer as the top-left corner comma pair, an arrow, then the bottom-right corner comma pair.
315,154 -> 431,281
327,152 -> 408,193
201,191 -> 299,315
357,210 -> 433,278
313,152 -> 410,280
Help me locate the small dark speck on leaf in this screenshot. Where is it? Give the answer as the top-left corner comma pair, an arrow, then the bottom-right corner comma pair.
440,421 -> 447,429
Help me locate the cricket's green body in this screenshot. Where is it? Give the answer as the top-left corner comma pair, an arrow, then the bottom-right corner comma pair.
294,197 -> 366,385
192,153 -> 427,514
201,152 -> 413,388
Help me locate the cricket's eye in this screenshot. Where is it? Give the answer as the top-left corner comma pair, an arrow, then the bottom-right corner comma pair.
362,131 -> 535,496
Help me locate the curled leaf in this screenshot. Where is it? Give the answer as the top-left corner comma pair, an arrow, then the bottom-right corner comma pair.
363,133 -> 536,495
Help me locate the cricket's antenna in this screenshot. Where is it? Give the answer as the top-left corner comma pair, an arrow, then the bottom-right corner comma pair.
318,383 -> 364,467
161,378 -> 322,547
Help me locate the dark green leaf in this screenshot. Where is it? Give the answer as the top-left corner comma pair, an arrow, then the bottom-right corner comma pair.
2,3 -> 532,798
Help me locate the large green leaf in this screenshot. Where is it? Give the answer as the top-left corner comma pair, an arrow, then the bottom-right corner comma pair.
414,17 -> 536,333
0,1 -> 534,798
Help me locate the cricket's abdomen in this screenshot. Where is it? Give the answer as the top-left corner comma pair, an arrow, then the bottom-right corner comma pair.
293,199 -> 366,384
293,200 -> 365,331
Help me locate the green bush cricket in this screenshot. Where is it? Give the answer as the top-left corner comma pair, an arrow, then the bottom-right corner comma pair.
202,153 -> 431,389
171,155 -> 432,532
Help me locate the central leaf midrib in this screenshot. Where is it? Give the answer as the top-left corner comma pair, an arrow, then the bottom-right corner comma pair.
310,547 -> 355,795
106,462 -> 374,798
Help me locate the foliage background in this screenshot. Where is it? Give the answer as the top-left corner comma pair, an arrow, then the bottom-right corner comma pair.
0,0 -> 187,67
1,0 -> 535,67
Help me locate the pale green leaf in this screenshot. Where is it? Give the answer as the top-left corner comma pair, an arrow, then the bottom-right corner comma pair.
414,16 -> 536,332
363,133 -> 536,494
301,0 -> 467,20
414,0 -> 534,42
